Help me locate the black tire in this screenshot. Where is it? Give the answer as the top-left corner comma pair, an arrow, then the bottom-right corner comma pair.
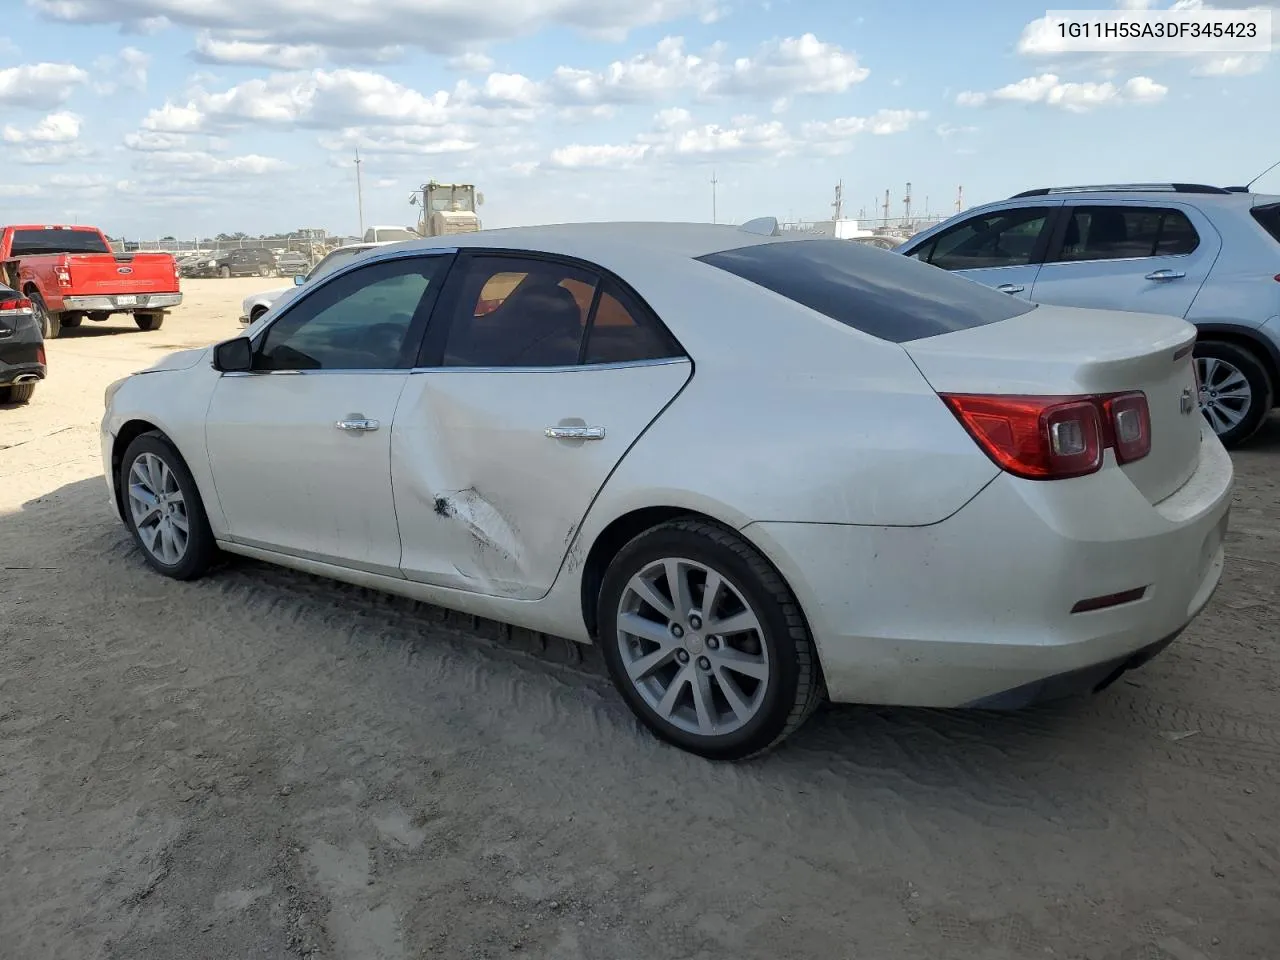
1195,340 -> 1273,448
0,382 -> 36,404
219,266 -> 231,279
135,312 -> 164,331
596,518 -> 824,761
59,315 -> 82,329
249,306 -> 268,323
119,432 -> 217,580
29,291 -> 60,340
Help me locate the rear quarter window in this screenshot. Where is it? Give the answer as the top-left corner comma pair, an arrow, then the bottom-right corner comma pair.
696,238 -> 1037,343
1252,203 -> 1280,244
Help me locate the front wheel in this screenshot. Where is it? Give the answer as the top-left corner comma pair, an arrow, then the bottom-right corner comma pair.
219,266 -> 231,279
1195,340 -> 1273,447
597,518 -> 823,761
119,432 -> 216,580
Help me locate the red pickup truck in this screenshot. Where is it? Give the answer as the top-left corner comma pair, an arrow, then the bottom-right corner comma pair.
0,224 -> 182,339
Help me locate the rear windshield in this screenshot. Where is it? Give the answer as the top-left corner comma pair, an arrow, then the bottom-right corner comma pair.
8,228 -> 110,256
696,237 -> 1037,343
372,229 -> 418,242
1252,203 -> 1280,244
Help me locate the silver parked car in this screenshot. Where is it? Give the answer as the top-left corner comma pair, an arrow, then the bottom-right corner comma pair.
897,183 -> 1280,446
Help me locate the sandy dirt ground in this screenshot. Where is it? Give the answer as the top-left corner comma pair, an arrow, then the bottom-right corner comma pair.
2,278 -> 1278,960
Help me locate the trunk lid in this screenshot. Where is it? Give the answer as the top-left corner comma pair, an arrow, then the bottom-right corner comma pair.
65,252 -> 179,295
903,304 -> 1203,504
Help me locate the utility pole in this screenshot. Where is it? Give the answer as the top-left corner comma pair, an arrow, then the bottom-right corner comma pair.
882,189 -> 890,224
832,180 -> 843,220
354,148 -> 365,237
710,168 -> 718,224
903,182 -> 912,223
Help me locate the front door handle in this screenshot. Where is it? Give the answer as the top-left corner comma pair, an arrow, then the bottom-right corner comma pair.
1145,269 -> 1186,281
545,425 -> 606,440
996,283 -> 1025,294
335,417 -> 379,432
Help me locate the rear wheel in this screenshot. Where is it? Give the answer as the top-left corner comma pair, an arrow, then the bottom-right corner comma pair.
28,291 -> 60,339
0,382 -> 35,404
1195,340 -> 1272,447
60,315 -> 82,328
135,312 -> 164,331
597,518 -> 823,761
119,432 -> 216,580
258,264 -> 270,277
219,266 -> 231,279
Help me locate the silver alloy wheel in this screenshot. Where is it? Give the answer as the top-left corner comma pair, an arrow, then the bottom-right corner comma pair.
616,557 -> 771,737
1197,356 -> 1252,434
127,452 -> 191,565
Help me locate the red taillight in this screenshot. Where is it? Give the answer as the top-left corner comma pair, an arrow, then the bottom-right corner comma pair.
1102,391 -> 1152,463
37,344 -> 46,365
0,297 -> 32,313
55,267 -> 71,286
941,391 -> 1151,481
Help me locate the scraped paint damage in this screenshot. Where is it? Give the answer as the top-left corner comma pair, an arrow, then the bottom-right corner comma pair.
432,486 -> 526,576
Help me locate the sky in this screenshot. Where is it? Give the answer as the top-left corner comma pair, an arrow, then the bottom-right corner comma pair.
0,0 -> 1275,239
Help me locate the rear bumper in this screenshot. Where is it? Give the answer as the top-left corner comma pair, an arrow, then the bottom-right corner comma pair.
743,424 -> 1234,708
63,293 -> 182,312
1,360 -> 46,386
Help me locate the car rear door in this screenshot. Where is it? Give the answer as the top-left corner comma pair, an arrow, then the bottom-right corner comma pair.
1029,201 -> 1219,316
390,251 -> 691,600
899,202 -> 1061,299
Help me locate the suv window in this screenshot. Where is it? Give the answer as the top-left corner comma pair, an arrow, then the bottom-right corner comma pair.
441,256 -> 597,367
698,238 -> 1035,343
255,256 -> 441,371
1052,205 -> 1200,262
1252,203 -> 1280,245
909,207 -> 1052,271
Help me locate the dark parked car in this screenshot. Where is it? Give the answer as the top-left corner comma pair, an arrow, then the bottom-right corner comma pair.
183,248 -> 279,279
0,283 -> 45,404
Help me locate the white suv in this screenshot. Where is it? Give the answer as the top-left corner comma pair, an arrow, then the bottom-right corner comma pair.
898,183 -> 1280,447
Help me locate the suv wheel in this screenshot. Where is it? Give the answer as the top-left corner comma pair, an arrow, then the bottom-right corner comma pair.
1195,340 -> 1273,447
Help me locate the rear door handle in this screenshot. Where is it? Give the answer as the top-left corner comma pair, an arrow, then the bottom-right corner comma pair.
545,425 -> 606,440
335,417 -> 379,432
1145,269 -> 1186,281
996,283 -> 1025,294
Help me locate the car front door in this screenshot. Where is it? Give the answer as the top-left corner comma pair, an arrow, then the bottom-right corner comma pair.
204,251 -> 452,575
390,252 -> 692,600
1028,201 -> 1219,316
901,203 -> 1061,299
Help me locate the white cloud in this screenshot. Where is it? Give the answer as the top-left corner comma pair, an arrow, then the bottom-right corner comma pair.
0,62 -> 89,108
935,122 -> 978,138
956,73 -> 1168,112
0,184 -> 43,198
318,125 -> 480,156
550,143 -> 651,168
546,33 -> 868,105
1192,54 -> 1267,76
134,150 -> 292,179
28,0 -> 723,57
3,111 -> 82,143
193,32 -> 327,70
802,108 -> 928,141
124,129 -> 191,151
448,52 -> 495,73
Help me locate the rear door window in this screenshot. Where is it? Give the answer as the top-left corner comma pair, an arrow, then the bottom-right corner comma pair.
1050,205 -> 1201,262
697,238 -> 1036,343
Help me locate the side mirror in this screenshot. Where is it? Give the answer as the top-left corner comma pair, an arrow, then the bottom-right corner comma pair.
212,337 -> 253,373
294,274 -> 307,286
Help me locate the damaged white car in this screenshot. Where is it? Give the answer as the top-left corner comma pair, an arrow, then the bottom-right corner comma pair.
101,221 -> 1232,761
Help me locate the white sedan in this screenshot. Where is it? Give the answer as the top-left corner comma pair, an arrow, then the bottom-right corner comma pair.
101,221 -> 1233,760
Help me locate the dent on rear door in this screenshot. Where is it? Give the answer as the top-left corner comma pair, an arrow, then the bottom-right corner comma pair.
389,361 -> 692,600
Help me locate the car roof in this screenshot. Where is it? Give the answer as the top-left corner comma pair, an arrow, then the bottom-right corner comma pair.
389,222 -> 783,266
